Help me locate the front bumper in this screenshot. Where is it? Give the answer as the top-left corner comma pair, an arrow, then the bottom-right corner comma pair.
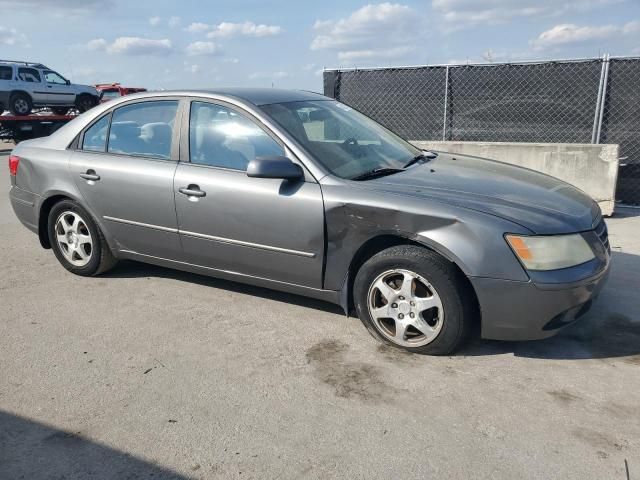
471,255 -> 611,341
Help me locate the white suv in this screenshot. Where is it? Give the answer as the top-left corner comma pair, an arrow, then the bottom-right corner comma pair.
0,60 -> 99,115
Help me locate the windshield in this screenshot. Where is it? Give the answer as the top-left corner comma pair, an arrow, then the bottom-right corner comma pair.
261,100 -> 421,179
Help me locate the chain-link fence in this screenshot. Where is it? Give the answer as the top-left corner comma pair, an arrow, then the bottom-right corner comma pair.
324,56 -> 640,206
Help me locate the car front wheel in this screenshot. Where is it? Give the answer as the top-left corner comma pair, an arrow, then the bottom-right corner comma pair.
354,245 -> 475,355
48,200 -> 117,276
75,94 -> 96,112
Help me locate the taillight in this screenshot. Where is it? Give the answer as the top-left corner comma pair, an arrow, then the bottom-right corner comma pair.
9,155 -> 19,176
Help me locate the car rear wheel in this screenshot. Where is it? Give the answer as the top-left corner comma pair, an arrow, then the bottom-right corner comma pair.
75,94 -> 96,113
354,245 -> 474,355
48,200 -> 117,276
9,93 -> 32,115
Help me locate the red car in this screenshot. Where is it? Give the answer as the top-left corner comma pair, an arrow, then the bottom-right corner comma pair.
95,83 -> 147,103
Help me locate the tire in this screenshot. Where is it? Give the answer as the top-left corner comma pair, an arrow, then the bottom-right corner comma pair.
75,94 -> 97,113
353,245 -> 475,355
51,107 -> 70,115
9,92 -> 32,115
47,199 -> 117,276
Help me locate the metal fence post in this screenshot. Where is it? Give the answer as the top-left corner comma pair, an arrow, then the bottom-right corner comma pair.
442,66 -> 450,141
595,54 -> 610,144
591,55 -> 607,144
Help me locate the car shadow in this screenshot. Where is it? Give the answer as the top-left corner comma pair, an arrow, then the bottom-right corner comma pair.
0,410 -> 188,479
103,250 -> 639,362
102,260 -> 345,316
461,251 -> 640,361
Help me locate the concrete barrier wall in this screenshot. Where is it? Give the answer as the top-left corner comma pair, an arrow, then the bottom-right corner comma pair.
411,141 -> 619,216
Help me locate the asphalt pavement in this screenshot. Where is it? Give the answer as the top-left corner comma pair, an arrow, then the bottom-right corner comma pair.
1,149 -> 639,479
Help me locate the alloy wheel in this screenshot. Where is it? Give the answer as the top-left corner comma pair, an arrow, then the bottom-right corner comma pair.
14,99 -> 29,114
54,211 -> 93,267
367,269 -> 444,347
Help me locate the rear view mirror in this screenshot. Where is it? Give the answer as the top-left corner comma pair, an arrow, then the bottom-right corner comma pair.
246,156 -> 303,180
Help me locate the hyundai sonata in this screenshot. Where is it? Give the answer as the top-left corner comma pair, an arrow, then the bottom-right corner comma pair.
8,88 -> 611,354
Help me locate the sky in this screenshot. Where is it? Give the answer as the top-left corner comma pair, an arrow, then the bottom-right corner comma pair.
1,0 -> 639,92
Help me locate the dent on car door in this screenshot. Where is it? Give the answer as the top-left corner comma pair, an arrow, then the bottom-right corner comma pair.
173,100 -> 325,289
69,99 -> 183,259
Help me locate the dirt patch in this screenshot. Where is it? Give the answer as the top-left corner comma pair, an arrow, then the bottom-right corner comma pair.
548,389 -> 582,403
375,344 -> 415,365
572,427 -> 629,452
603,402 -> 640,419
306,339 -> 397,402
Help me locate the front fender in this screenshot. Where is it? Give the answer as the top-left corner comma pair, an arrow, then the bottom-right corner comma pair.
320,182 -> 531,292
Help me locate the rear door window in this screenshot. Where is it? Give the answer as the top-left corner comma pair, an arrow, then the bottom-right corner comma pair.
107,101 -> 178,159
0,66 -> 12,80
17,67 -> 41,83
82,114 -> 110,152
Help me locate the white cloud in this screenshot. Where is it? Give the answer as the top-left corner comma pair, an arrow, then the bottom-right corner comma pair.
532,21 -> 640,49
432,0 -> 625,28
249,71 -> 289,80
87,38 -> 107,50
186,22 -> 210,33
338,45 -> 415,61
185,63 -> 200,74
88,37 -> 173,55
186,41 -> 221,56
623,21 -> 640,35
0,25 -> 27,46
149,16 -> 161,26
206,21 -> 282,38
0,0 -> 114,14
311,3 -> 417,62
168,16 -> 181,28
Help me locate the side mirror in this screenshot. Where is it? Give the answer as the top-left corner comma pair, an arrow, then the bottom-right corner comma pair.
246,156 -> 304,180
65,80 -> 70,85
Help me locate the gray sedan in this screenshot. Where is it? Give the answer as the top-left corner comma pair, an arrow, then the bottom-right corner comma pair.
8,88 -> 611,354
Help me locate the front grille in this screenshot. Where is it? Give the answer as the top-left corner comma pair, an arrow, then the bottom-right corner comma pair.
594,218 -> 610,252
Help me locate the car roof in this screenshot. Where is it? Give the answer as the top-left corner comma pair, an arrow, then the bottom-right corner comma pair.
152,88 -> 329,106
0,60 -> 48,69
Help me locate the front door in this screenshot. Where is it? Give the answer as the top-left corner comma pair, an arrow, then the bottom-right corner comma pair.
70,99 -> 183,259
42,70 -> 75,105
173,100 -> 325,288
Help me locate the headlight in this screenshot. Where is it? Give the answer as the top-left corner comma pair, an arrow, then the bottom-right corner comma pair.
505,234 -> 595,271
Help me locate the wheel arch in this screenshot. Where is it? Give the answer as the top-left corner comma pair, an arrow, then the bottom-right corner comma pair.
341,234 -> 480,323
38,194 -> 74,248
10,89 -> 33,100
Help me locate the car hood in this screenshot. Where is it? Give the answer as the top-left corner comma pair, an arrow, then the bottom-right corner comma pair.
77,84 -> 99,95
360,153 -> 599,234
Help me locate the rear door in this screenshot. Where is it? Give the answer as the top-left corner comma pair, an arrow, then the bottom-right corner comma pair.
69,98 -> 184,259
16,67 -> 46,104
173,99 -> 325,288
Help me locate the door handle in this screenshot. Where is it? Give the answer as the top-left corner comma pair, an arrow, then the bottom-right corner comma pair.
80,170 -> 100,181
179,185 -> 206,198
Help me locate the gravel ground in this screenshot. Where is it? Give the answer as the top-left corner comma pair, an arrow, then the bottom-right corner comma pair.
1,149 -> 639,479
